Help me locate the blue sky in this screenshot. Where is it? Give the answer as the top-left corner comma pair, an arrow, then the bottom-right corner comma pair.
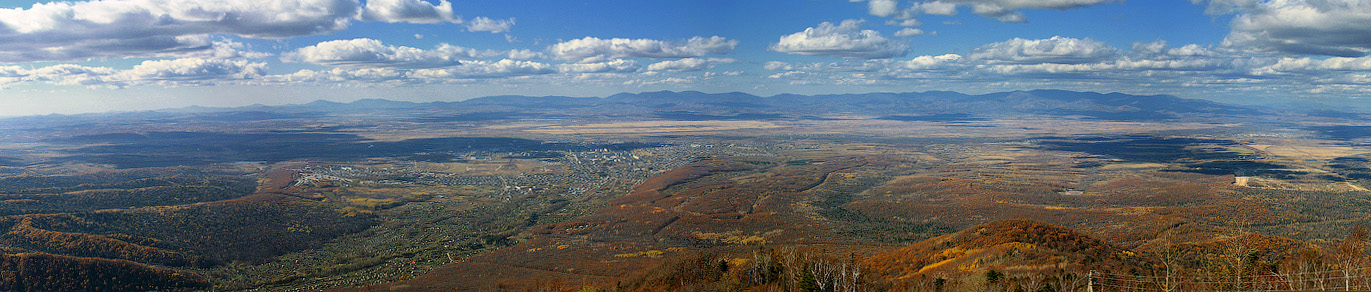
0,0 -> 1369,116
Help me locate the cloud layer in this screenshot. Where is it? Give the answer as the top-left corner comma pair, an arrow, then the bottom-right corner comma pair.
0,0 -> 512,63
971,36 -> 1118,64
770,20 -> 909,59
860,0 -> 1116,23
283,38 -> 475,68
549,36 -> 738,63
359,0 -> 457,23
1215,0 -> 1371,57
0,0 -> 359,62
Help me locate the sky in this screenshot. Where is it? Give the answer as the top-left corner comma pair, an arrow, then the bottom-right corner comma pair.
1,0 -> 1371,116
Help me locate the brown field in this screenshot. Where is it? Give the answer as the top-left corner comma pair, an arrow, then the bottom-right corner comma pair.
526,120 -> 782,135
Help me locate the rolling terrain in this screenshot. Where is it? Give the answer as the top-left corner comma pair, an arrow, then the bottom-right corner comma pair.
0,90 -> 1368,290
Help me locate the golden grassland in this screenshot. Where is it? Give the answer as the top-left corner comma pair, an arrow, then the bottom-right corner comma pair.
526,120 -> 782,135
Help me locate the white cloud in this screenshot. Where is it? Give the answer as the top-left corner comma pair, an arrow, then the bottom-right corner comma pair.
359,0 -> 459,24
1167,44 -> 1214,57
1213,0 -> 1371,56
703,71 -> 742,78
869,0 -> 899,17
918,1 -> 960,15
860,0 -> 1114,22
0,0 -> 357,62
117,58 -> 268,83
15,58 -> 267,87
769,19 -> 909,59
466,17 -> 515,33
559,59 -> 639,73
970,36 -> 1118,64
283,38 -> 521,69
408,59 -> 554,79
1253,56 -> 1371,75
506,49 -> 545,60
0,0 -> 512,62
1132,40 -> 1167,55
263,59 -> 558,84
203,38 -> 272,59
549,36 -> 738,63
647,58 -> 710,72
267,67 -> 406,83
1191,0 -> 1262,15
26,64 -> 119,86
283,38 -> 460,68
0,66 -> 22,87
623,76 -> 697,87
894,28 -> 929,37
899,54 -> 963,69
886,19 -> 923,27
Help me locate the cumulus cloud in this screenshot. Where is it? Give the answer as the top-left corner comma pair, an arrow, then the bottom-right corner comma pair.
899,54 -> 963,69
955,0 -> 1117,20
408,59 -> 554,79
117,58 -> 268,84
466,17 -> 515,33
264,59 -> 558,84
1132,40 -> 1168,55
886,19 -> 923,27
970,36 -> 1118,64
645,58 -> 737,72
1212,0 -> 1371,56
283,38 -> 461,68
267,67 -> 406,84
869,0 -> 900,17
0,0 -> 356,62
203,39 -> 273,59
506,49 -> 545,60
558,59 -> 640,73
359,0 -> 458,23
894,28 -> 929,37
1191,0 -> 1262,15
1168,44 -> 1215,57
979,58 -> 1227,75
26,64 -> 120,86
0,0 -> 510,62
770,19 -> 909,59
15,58 -> 267,87
434,44 -> 508,59
1252,56 -> 1371,75
283,38 -> 522,69
755,33 -> 1265,89
860,0 -> 1114,22
549,36 -> 738,63
918,1 -> 960,15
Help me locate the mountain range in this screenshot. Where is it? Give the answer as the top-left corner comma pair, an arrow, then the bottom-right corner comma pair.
61,89 -> 1299,124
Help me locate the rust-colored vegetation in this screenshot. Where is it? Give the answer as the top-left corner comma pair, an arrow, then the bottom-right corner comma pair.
4,216 -> 195,266
0,252 -> 208,292
864,219 -> 1142,280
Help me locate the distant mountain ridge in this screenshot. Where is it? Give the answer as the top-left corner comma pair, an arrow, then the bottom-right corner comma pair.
450,89 -> 1262,121
19,89 -> 1282,123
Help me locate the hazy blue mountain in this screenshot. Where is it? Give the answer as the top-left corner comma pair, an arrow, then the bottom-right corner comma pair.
0,90 -> 1280,126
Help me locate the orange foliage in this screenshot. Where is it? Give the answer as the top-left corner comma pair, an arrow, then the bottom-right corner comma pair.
5,216 -> 195,266
0,252 -> 208,291
864,219 -> 1145,279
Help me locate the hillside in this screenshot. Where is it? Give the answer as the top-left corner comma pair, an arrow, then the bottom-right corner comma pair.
865,219 -> 1144,279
